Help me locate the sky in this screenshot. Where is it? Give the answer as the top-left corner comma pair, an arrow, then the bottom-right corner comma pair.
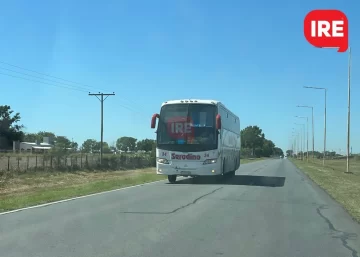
0,0 -> 359,153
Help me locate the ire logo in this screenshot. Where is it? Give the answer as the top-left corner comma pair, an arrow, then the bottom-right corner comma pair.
167,117 -> 194,140
304,10 -> 348,52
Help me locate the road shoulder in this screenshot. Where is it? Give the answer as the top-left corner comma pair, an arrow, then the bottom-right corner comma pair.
289,158 -> 360,224
0,168 -> 166,213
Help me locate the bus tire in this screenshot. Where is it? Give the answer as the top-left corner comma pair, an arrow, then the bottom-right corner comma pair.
168,175 -> 177,184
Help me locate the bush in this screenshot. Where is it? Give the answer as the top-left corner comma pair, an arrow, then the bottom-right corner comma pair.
150,144 -> 156,167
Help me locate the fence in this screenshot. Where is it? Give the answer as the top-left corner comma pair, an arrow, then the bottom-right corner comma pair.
0,154 -> 155,172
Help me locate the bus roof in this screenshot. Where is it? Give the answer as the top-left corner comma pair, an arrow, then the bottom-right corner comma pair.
160,99 -> 239,120
161,99 -> 220,107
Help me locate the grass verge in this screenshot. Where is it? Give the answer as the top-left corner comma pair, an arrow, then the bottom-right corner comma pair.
0,168 -> 165,212
290,158 -> 360,223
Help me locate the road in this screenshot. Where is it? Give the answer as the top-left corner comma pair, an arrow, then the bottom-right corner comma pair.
1,159 -> 359,257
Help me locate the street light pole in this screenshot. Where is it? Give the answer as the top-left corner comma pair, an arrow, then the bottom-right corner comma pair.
311,107 -> 314,159
297,105 -> 314,159
324,89 -> 327,165
346,47 -> 351,173
295,123 -> 305,160
296,130 -> 301,159
292,128 -> 298,158
292,130 -> 296,158
304,86 -> 327,166
295,116 -> 309,162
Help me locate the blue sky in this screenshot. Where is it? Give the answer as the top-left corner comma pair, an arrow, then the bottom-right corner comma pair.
0,0 -> 359,153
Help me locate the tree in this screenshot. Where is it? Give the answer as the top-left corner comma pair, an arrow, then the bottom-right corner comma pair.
241,126 -> 265,155
24,131 -> 56,143
37,131 -> 56,139
23,133 -> 38,142
55,136 -> 72,149
81,139 -> 98,153
286,150 -> 293,157
102,142 -> 112,154
116,136 -> 137,151
137,139 -> 156,152
81,139 -> 113,153
273,147 -> 284,156
0,105 -> 24,148
240,125 -> 284,158
70,141 -> 78,150
262,139 -> 275,157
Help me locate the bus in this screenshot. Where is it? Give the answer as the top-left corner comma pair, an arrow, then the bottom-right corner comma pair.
150,99 -> 241,183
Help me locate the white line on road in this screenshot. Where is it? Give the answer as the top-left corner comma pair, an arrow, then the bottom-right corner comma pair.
0,179 -> 166,216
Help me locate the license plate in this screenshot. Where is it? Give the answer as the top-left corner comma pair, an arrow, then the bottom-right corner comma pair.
180,171 -> 191,175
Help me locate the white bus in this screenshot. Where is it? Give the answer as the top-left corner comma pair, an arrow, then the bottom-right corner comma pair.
151,99 -> 241,183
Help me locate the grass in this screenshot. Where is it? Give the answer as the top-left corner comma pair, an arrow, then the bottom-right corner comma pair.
290,157 -> 360,223
0,168 -> 165,212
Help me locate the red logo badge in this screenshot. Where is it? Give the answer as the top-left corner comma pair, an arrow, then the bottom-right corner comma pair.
304,10 -> 348,52
167,116 -> 194,140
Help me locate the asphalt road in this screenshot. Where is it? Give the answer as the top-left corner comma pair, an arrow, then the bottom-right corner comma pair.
1,159 -> 360,257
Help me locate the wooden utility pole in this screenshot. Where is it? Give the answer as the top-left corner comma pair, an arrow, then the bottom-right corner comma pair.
89,92 -> 115,165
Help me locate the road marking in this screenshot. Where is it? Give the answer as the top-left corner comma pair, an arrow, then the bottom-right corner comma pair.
0,179 -> 167,216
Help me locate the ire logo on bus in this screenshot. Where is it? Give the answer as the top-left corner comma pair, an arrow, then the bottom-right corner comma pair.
303,9 -> 348,52
167,117 -> 194,139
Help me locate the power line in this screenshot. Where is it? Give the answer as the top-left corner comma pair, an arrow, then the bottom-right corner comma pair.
0,66 -> 96,92
0,71 -> 87,92
0,60 -> 146,108
89,92 -> 115,165
0,60 -> 148,115
0,69 -> 147,116
0,60 -> 99,90
118,103 -> 148,118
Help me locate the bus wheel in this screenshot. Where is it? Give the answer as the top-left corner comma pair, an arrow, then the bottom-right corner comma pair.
168,175 -> 177,184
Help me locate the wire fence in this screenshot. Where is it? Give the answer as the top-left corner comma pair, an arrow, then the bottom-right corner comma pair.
0,154 -> 155,172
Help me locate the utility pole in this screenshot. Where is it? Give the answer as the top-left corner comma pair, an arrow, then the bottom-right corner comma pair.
89,92 -> 115,165
346,47 -> 351,173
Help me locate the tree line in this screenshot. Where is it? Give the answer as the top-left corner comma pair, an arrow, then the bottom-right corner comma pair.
1,105 -> 283,157
24,133 -> 155,154
240,125 -> 283,157
0,105 -> 155,153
